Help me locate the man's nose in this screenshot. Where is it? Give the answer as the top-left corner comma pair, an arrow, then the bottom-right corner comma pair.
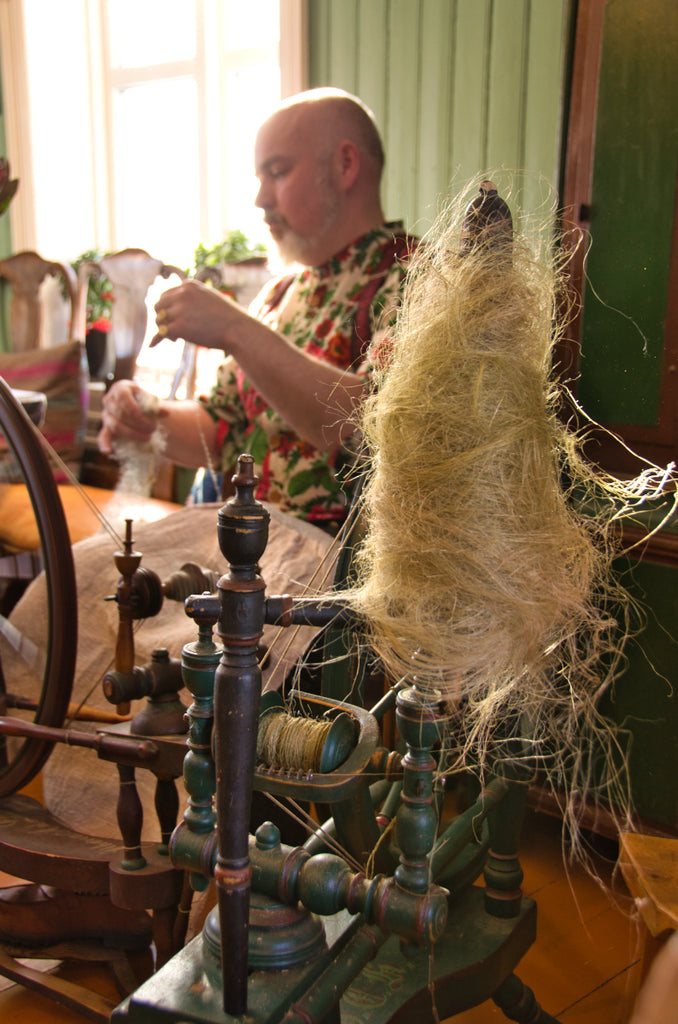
255,180 -> 270,209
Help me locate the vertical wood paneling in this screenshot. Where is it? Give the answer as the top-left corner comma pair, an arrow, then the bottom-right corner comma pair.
486,0 -> 529,174
356,0 -> 389,133
450,0 -> 492,190
307,0 -> 331,88
417,0 -> 456,228
383,0 -> 423,228
523,0 -> 570,217
327,0 -> 359,91
307,0 -> 570,234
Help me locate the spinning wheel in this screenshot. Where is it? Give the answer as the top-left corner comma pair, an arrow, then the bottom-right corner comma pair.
0,379 -> 188,1019
113,183 -> 563,1023
0,181 -> 569,1021
0,377 -> 77,796
112,455 -> 560,1024
0,403 -> 558,1022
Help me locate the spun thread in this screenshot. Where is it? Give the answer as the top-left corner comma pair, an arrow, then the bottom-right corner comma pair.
257,712 -> 333,773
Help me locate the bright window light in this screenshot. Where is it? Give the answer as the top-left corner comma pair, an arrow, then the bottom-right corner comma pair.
111,77 -> 201,270
107,0 -> 198,69
18,0 -> 283,394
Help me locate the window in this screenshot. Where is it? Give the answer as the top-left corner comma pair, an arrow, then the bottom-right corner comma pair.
2,0 -> 306,390
102,0 -> 281,268
7,0 -> 285,270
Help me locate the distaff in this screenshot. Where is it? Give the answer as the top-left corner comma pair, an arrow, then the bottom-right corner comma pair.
348,177 -> 677,858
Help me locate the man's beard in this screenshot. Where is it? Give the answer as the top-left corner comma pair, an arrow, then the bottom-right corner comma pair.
265,181 -> 342,267
273,228 -> 315,267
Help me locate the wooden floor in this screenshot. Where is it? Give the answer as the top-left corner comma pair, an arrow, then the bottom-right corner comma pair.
0,809 -> 647,1023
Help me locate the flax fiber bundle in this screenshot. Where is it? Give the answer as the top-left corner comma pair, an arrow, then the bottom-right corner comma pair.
348,181 -> 675,827
113,391 -> 165,497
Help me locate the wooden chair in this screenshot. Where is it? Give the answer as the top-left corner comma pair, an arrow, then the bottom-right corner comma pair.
618,831 -> 678,1013
74,247 -> 189,497
0,249 -> 184,611
74,247 -> 186,382
0,250 -> 77,353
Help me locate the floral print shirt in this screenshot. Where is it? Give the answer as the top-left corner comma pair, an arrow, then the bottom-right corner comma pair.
199,222 -> 416,525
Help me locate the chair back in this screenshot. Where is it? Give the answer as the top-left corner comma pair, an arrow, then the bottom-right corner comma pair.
74,248 -> 186,381
0,251 -> 77,353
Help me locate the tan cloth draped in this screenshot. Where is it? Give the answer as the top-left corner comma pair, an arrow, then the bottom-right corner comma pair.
6,503 -> 335,840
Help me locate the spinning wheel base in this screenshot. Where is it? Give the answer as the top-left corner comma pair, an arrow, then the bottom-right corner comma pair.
113,919 -> 346,1024
112,891 -> 540,1024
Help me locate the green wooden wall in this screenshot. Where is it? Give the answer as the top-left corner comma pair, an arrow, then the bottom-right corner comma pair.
308,0 -> 572,235
308,0 -> 678,835
600,554 -> 678,831
578,0 -> 678,428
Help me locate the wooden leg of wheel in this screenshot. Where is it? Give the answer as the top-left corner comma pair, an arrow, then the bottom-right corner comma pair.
492,972 -> 561,1023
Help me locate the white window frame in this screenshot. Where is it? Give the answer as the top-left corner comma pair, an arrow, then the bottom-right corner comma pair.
0,0 -> 307,261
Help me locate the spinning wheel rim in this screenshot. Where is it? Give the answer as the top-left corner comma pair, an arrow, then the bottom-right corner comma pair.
0,376 -> 77,796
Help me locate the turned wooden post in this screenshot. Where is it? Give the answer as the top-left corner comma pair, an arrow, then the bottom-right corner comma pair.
213,455 -> 269,1016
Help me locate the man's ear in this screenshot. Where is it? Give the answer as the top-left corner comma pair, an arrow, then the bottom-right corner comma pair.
334,140 -> 360,191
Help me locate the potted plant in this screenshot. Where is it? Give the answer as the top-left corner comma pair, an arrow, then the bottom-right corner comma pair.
70,249 -> 113,379
193,230 -> 269,307
194,229 -> 267,271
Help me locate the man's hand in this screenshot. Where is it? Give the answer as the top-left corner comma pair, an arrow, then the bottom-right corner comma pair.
99,381 -> 219,469
98,381 -> 163,455
151,279 -> 247,351
146,278 -> 364,454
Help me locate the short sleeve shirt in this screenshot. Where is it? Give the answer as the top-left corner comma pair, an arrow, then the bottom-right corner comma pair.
199,221 -> 416,525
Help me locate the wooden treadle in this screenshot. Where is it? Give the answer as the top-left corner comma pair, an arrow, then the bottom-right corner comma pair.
0,793 -> 119,892
0,946 -> 117,1023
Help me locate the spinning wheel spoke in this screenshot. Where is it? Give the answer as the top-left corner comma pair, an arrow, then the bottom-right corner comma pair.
0,378 -> 77,796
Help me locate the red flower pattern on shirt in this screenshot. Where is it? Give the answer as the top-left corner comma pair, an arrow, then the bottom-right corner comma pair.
200,222 -> 416,523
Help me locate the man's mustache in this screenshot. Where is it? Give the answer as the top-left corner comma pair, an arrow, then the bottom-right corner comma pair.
263,210 -> 286,228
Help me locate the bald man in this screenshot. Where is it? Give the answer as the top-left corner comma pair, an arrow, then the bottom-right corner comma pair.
99,88 -> 417,527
